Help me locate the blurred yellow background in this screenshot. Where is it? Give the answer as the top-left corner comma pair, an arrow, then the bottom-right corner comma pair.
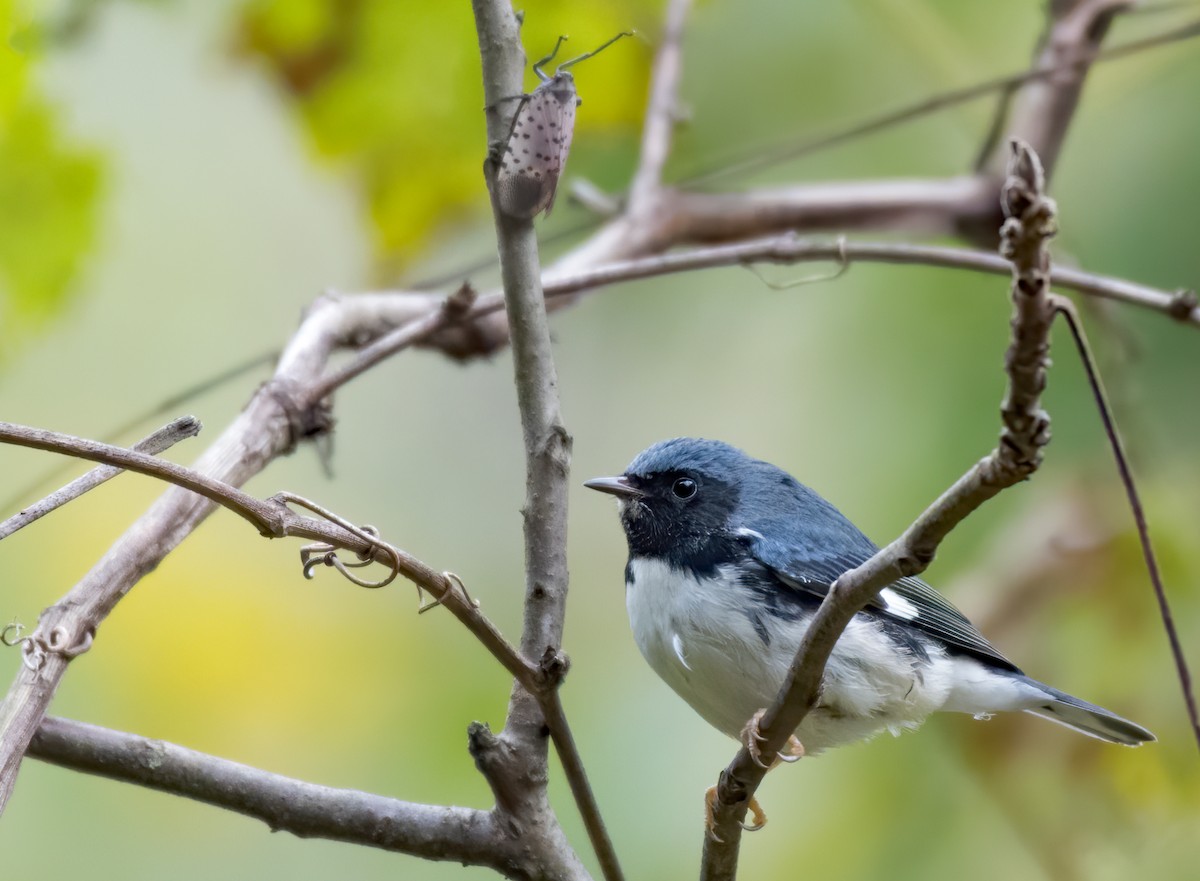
1,1 -> 1197,879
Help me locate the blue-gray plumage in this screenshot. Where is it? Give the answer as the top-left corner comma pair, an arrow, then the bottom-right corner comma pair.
586,438 -> 1154,757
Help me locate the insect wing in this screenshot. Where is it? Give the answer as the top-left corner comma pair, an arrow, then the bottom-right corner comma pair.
495,74 -> 578,218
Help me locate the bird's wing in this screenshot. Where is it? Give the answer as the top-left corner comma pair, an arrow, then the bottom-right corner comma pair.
738,529 -> 1019,672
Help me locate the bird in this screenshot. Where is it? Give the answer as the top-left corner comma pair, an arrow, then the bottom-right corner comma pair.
585,437 -> 1155,831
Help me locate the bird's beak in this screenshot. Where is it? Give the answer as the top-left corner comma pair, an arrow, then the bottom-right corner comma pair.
583,475 -> 644,499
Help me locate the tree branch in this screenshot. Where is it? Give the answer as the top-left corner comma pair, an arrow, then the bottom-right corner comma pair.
626,0 -> 691,215
540,235 -> 1198,325
472,4 -> 618,881
681,5 -> 1195,189
700,140 -> 1060,879
26,717 -> 537,878
0,417 -> 202,541
980,0 -> 1132,180
307,236 -> 1197,395
0,422 -> 285,534
473,0 -> 573,664
1,5 -> 1190,874
0,422 -> 539,691
0,307 -> 526,815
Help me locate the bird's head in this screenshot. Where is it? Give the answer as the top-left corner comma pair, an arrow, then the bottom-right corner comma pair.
585,438 -> 756,560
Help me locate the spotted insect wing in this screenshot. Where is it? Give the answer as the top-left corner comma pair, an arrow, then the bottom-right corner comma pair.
493,32 -> 632,220
495,72 -> 579,219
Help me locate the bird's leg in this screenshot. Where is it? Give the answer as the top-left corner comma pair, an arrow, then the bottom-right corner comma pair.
700,711 -> 805,839
741,708 -> 806,769
705,786 -> 769,841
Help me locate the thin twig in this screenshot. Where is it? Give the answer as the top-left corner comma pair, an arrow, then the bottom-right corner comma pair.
0,421 -> 540,697
308,292 -> 467,402
981,0 -> 1130,181
539,235 -> 1198,325
1,3 -> 1189,868
1054,297 -> 1200,750
541,686 -> 624,880
700,140 -> 1060,879
318,236 -> 1195,408
681,13 -> 1200,186
0,354 -> 274,516
0,417 -> 202,541
0,422 -> 282,534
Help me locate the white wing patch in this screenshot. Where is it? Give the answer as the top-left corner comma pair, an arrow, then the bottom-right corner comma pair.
735,527 -> 765,541
879,587 -> 919,620
671,632 -> 692,670
495,74 -> 577,218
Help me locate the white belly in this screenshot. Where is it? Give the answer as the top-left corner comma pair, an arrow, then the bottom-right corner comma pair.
625,557 -> 959,754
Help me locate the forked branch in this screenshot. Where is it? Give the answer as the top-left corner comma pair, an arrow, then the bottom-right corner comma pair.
701,140 -> 1060,878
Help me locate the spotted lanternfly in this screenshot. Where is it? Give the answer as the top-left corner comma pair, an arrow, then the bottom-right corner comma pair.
494,32 -> 632,219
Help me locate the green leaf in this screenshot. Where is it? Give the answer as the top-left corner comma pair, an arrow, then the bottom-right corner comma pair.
0,3 -> 105,343
235,0 -> 650,272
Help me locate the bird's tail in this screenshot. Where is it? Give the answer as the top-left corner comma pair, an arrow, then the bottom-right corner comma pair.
1021,678 -> 1155,746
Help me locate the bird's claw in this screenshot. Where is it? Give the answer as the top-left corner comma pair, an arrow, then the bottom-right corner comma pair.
741,708 -> 805,769
705,785 -> 769,841
742,796 -> 768,832
777,734 -> 805,763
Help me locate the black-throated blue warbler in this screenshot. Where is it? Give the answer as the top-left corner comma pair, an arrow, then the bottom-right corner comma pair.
586,438 -> 1154,828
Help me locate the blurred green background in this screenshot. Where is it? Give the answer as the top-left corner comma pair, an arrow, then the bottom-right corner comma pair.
2,0 -> 1198,879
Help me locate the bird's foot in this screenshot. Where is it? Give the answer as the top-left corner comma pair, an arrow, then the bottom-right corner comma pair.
741,708 -> 806,769
704,785 -> 768,842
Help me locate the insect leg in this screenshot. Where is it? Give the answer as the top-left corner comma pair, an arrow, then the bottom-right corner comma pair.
557,31 -> 633,71
532,35 -> 569,82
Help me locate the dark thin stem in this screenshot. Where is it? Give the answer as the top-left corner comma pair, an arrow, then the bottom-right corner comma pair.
0,422 -> 280,534
538,237 -> 1197,326
1054,297 -> 1200,750
0,417 -> 202,541
542,690 -> 624,881
681,15 -> 1200,186
406,9 -> 1200,291
0,353 -> 275,515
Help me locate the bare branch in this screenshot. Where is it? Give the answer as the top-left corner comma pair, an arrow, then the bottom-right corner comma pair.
626,0 -> 692,213
0,422 -> 283,534
320,237 -> 1195,402
0,326 -> 523,820
0,417 -> 202,541
2,4 -> 1189,870
0,416 -> 629,881
661,177 -> 999,242
26,717 -> 535,878
981,0 -> 1133,180
473,1 -> 573,662
682,7 -> 1197,188
0,422 -> 538,691
473,4 -> 621,881
309,283 -> 475,401
700,140 -> 1060,878
0,354 -> 274,517
1055,299 -> 1200,749
0,287 -> 380,813
540,235 -> 1197,326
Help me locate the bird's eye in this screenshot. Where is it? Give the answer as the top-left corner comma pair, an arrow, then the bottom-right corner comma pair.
672,478 -> 697,500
